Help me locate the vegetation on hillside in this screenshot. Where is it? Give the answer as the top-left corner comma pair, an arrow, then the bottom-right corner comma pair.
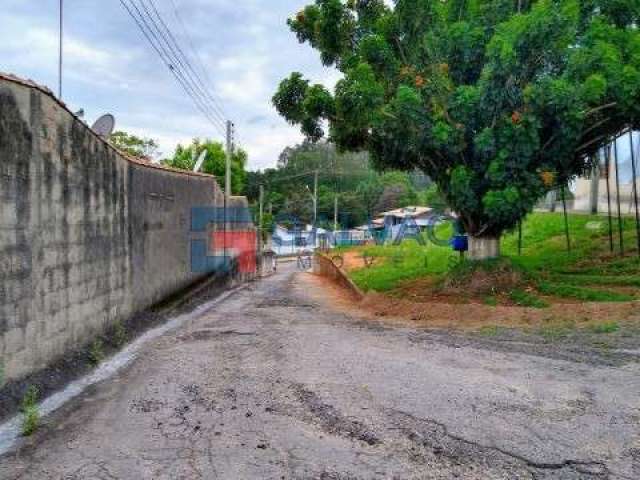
245,141 -> 438,228
342,213 -> 640,304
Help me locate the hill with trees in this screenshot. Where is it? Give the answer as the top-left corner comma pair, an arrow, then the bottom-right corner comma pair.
245,141 -> 436,229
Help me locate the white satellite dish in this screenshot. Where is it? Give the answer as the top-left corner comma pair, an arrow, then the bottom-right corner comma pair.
91,114 -> 115,138
193,150 -> 207,172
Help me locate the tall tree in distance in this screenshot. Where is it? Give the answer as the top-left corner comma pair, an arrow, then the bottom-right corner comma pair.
110,131 -> 159,160
273,0 -> 640,258
162,139 -> 248,194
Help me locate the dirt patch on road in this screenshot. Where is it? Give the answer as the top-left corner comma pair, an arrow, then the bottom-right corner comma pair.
302,272 -> 640,366
338,250 -> 384,272
360,291 -> 640,332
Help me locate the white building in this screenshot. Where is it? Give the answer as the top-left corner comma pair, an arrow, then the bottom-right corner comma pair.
572,131 -> 639,215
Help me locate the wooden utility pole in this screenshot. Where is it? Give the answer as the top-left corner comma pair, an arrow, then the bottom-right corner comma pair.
259,184 -> 264,246
334,195 -> 338,232
225,120 -> 233,199
224,120 -> 234,265
313,170 -> 319,225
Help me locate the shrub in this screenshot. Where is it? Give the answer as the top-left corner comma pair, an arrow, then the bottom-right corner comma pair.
20,385 -> 40,437
88,339 -> 105,366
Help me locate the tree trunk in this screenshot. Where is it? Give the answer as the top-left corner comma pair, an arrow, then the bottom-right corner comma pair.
468,235 -> 501,260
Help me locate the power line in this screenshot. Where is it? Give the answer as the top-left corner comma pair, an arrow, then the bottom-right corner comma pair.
122,0 -> 225,136
119,0 -> 227,137
132,0 -> 226,134
168,0 -> 229,120
144,0 -> 227,125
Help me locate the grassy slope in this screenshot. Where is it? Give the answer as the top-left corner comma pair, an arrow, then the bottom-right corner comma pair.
344,213 -> 640,302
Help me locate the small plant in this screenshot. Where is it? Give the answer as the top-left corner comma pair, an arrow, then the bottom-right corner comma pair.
88,339 -> 105,365
22,406 -> 40,436
509,289 -> 549,309
478,325 -> 504,337
537,321 -> 575,342
537,282 -> 634,303
113,322 -> 127,347
21,385 -> 38,410
588,322 -> 620,335
484,296 -> 498,307
20,386 -> 40,436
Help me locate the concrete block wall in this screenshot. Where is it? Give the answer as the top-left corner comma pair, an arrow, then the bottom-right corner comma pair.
0,74 -> 249,383
313,254 -> 364,300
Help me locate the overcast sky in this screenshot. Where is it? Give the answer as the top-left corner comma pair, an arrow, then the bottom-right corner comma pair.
0,0 -> 343,170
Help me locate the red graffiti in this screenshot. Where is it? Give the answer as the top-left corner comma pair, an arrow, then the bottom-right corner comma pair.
211,231 -> 257,274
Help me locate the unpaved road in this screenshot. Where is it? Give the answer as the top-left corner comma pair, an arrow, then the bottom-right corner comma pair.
1,265 -> 639,479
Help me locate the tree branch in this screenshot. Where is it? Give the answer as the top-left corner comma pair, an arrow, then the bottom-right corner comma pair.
583,102 -> 617,118
394,37 -> 408,65
575,134 -> 610,154
580,117 -> 612,140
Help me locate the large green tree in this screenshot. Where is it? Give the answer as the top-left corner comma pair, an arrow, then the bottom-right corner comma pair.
162,138 -> 248,194
110,131 -> 159,160
273,0 -> 640,258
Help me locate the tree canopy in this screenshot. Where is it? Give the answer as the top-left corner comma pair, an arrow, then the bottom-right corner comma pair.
245,141 -> 426,228
162,138 -> 248,194
273,0 -> 640,239
110,131 -> 159,160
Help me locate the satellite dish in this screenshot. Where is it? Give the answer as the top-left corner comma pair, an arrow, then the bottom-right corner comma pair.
91,114 -> 115,138
193,150 -> 207,172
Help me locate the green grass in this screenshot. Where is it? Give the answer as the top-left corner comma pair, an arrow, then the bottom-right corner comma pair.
537,321 -> 576,342
88,339 -> 105,366
20,386 -> 40,437
549,274 -> 640,288
509,289 -> 550,308
537,282 -> 635,302
588,321 -> 620,334
484,296 -> 498,307
561,256 -> 640,275
348,238 -> 458,292
21,406 -> 40,436
112,322 -> 127,348
477,325 -> 507,336
342,212 -> 639,305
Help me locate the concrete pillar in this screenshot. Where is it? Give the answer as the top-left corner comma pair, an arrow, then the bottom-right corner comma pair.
590,163 -> 600,214
468,236 -> 501,260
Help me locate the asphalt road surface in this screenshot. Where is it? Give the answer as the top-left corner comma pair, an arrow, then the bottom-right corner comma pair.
1,264 -> 639,479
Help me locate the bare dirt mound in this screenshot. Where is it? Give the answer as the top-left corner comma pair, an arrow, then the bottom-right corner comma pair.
441,258 -> 526,296
300,271 -> 640,333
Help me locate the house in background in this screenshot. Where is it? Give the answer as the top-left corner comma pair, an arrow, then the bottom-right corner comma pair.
543,131 -> 639,216
354,206 -> 440,244
377,206 -> 436,228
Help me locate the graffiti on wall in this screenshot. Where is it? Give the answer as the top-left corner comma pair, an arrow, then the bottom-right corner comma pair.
190,206 -> 256,274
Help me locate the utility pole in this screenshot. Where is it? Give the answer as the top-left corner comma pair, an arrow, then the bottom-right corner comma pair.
225,120 -> 233,199
224,120 -> 234,267
259,184 -> 264,249
59,0 -> 63,98
313,170 -> 318,225
334,195 -> 338,232
259,185 -> 264,232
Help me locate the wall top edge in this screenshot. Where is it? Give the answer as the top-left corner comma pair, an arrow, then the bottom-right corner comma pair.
0,71 -> 222,182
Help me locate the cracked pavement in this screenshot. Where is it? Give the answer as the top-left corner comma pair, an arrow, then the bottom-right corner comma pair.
1,264 -> 639,479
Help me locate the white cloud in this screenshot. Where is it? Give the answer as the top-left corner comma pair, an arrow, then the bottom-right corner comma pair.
0,0 -> 336,170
